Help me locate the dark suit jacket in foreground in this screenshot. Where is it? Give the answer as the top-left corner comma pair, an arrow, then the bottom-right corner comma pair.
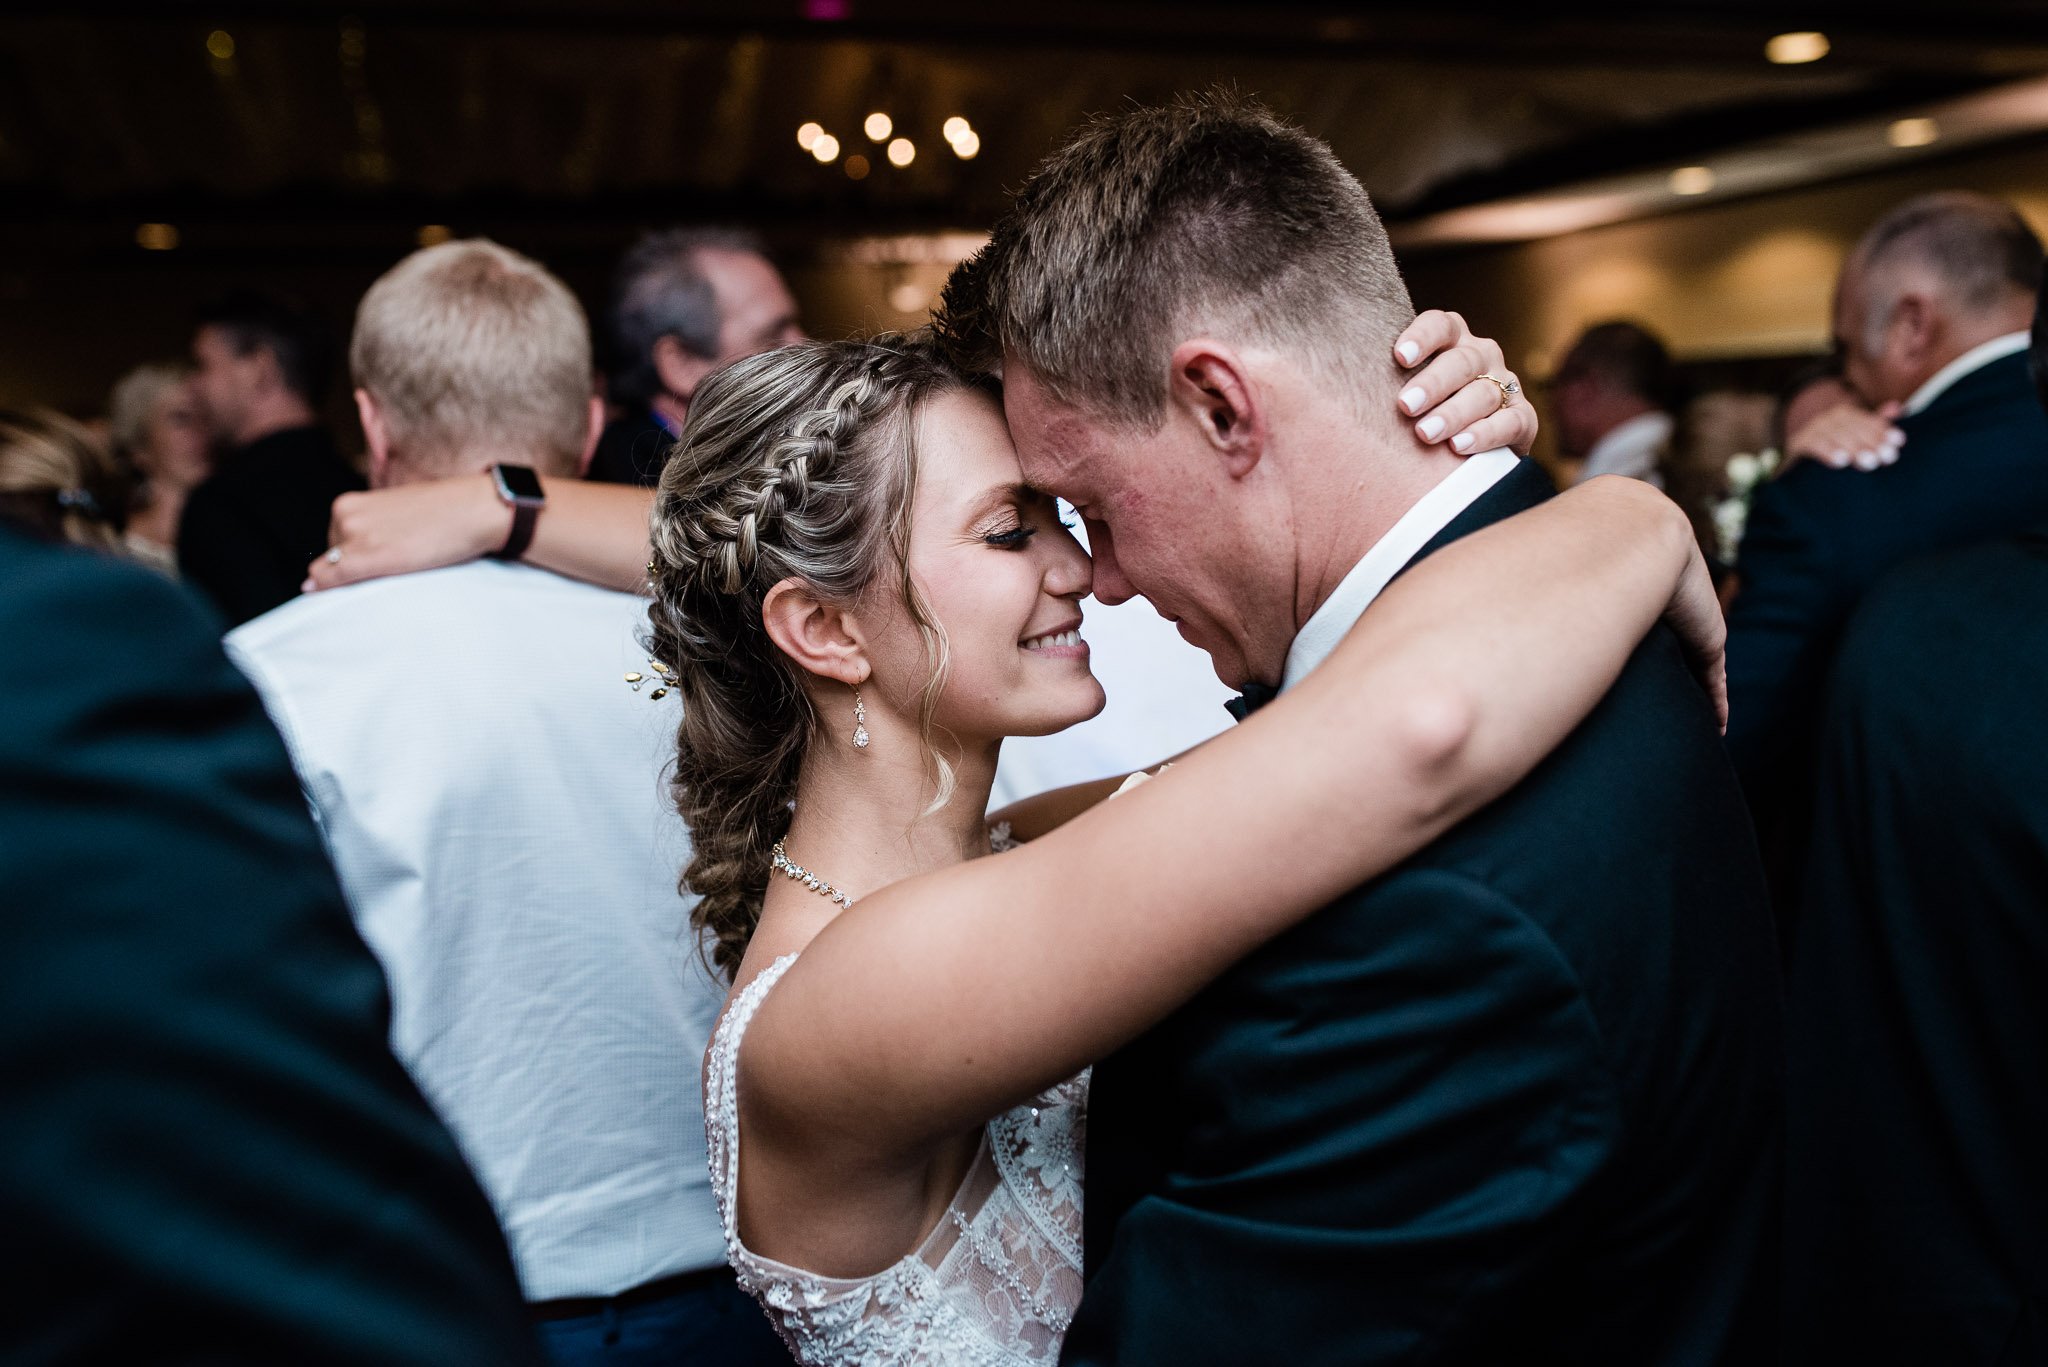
0,529 -> 542,1365
1784,527 -> 2048,1365
1063,460 -> 1784,1367
177,422 -> 364,628
1725,349 -> 2048,917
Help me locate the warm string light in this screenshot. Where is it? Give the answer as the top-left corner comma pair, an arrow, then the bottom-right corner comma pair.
417,224 -> 453,247
1765,31 -> 1830,65
1888,117 -> 1940,148
796,115 -> 979,169
1669,165 -> 1716,196
136,223 -> 179,251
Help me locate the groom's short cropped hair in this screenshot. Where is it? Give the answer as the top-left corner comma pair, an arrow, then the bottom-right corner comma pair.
937,89 -> 1414,425
350,238 -> 593,477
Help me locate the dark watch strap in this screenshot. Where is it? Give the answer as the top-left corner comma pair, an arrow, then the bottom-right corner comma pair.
496,500 -> 539,561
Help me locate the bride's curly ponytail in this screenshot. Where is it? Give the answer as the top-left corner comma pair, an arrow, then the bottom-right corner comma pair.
646,334 -> 975,981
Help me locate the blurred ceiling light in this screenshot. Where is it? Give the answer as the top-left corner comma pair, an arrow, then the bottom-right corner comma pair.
864,112 -> 893,141
205,30 -> 236,61
811,133 -> 841,163
417,224 -> 453,247
136,223 -> 179,251
943,116 -> 972,143
1765,31 -> 1830,65
797,121 -> 824,151
887,137 -> 915,167
1888,116 -> 1940,148
889,282 -> 928,313
1669,165 -> 1716,195
845,153 -> 871,180
951,129 -> 980,159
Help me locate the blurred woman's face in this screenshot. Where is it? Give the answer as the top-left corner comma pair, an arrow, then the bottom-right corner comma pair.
142,380 -> 214,490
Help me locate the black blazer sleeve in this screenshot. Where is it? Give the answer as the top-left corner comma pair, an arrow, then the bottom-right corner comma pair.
1723,466 -> 1856,782
176,480 -> 284,629
1061,870 -> 1620,1367
0,536 -> 542,1365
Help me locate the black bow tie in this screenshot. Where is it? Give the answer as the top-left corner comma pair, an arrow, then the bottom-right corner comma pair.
1224,682 -> 1279,723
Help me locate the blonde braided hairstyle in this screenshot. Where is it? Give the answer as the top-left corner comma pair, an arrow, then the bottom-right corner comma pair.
647,333 -> 981,980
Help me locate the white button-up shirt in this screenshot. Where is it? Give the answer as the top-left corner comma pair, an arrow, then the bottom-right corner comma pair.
228,561 -> 725,1301
1575,410 -> 1672,488
1283,448 -> 1521,691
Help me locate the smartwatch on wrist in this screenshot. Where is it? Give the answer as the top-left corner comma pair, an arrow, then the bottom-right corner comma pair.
489,463 -> 545,561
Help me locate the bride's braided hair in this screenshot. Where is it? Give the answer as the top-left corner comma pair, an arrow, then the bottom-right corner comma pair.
647,333 -> 976,980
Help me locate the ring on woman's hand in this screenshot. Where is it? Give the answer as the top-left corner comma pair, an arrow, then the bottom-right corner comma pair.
324,546 -> 343,565
1479,374 -> 1522,413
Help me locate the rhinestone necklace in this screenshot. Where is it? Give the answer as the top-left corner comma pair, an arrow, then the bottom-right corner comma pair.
770,841 -> 855,908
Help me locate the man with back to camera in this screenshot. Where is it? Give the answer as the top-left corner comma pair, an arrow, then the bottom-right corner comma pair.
1778,269 -> 2048,1367
1552,319 -> 1678,487
1726,191 -> 2048,920
588,226 -> 805,486
225,239 -> 786,1366
940,90 -> 1781,1367
178,290 -> 363,626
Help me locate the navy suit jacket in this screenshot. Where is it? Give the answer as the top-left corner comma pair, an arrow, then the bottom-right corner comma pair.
0,529 -> 541,1364
1063,460 -> 1784,1366
1725,349 -> 2048,916
1785,527 -> 2048,1364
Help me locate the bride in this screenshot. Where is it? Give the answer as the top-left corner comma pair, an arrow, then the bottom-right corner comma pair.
644,328 -> 1722,1364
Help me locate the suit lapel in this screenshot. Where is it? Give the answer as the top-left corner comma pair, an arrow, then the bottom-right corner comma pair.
1391,458 -> 1556,587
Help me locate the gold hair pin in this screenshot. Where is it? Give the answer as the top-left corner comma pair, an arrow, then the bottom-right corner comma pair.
625,658 -> 674,700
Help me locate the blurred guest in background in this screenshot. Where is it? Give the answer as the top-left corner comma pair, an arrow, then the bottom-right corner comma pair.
108,362 -> 212,573
178,290 -> 362,626
1661,388 -> 1776,579
0,407 -> 128,553
227,239 -> 783,1366
1780,273 -> 2048,1367
1726,191 -> 2048,920
588,226 -> 804,486
0,525 -> 542,1365
1552,320 -> 1677,486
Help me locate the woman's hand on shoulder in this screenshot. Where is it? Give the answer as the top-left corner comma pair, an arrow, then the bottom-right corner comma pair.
1393,310 -> 1538,457
1783,400 -> 1903,473
304,474 -> 507,591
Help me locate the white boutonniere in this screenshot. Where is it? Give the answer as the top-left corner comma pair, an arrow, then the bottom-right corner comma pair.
1712,447 -> 1782,563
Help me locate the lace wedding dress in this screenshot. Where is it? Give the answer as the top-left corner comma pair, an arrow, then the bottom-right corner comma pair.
705,951 -> 1088,1365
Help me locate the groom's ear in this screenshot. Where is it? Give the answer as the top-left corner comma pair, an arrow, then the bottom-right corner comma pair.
1168,340 -> 1266,480
761,578 -> 870,688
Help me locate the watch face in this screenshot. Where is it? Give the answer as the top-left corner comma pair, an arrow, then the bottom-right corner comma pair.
494,463 -> 545,504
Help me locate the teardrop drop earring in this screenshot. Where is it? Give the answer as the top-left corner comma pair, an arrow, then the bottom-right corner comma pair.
851,686 -> 871,750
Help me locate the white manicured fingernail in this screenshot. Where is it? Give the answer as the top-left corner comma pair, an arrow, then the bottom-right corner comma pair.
1397,341 -> 1421,365
1452,432 -> 1475,453
1883,430 -> 1905,447
1856,449 -> 1880,470
1881,446 -> 1899,464
1832,450 -> 1850,466
1419,415 -> 1446,441
1400,385 -> 1426,414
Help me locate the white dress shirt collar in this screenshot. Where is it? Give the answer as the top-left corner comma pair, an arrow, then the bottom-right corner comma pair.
1281,447 -> 1520,692
1578,409 -> 1673,486
1902,331 -> 2031,417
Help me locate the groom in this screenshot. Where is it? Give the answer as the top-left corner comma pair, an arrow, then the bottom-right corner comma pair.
939,93 -> 1782,1365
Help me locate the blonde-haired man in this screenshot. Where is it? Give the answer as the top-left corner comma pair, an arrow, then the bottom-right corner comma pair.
225,240 -> 784,1366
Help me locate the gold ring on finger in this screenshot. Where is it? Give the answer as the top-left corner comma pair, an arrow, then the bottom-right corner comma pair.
1479,373 -> 1521,413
